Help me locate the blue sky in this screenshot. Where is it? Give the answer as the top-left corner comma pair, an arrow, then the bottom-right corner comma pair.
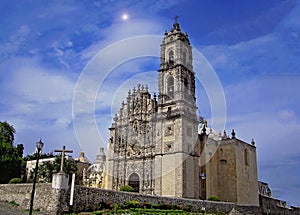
0,0 -> 299,206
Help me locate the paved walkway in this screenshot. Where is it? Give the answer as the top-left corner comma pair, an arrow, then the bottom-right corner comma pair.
0,201 -> 47,215
0,201 -> 28,215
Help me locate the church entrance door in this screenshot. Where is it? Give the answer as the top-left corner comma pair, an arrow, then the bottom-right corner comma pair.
128,173 -> 139,192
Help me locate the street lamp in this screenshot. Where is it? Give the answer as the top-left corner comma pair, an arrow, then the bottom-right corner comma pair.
29,139 -> 44,215
200,173 -> 206,214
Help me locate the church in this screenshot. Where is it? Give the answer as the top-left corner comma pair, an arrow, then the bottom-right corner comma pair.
104,20 -> 259,206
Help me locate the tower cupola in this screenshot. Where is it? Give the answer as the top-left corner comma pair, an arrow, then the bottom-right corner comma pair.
160,17 -> 192,71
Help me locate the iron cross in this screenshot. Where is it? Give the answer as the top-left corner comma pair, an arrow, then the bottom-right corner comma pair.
174,15 -> 179,23
54,145 -> 73,173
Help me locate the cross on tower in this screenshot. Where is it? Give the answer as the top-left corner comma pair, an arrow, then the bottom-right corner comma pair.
174,15 -> 179,23
54,145 -> 73,173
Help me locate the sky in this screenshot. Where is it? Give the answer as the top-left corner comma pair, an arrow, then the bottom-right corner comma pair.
0,0 -> 299,206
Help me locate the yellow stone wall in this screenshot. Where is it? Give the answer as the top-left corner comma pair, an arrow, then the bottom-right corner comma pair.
205,137 -> 259,206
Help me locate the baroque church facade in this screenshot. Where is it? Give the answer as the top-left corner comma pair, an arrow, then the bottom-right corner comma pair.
104,21 -> 259,206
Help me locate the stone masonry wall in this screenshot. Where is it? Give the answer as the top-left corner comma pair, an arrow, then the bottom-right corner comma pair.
2,184 -> 299,214
71,186 -> 235,213
0,183 -> 236,214
0,183 -> 59,213
259,195 -> 300,215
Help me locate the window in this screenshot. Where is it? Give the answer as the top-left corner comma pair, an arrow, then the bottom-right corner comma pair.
244,149 -> 249,166
167,76 -> 174,98
220,159 -> 227,165
169,50 -> 174,63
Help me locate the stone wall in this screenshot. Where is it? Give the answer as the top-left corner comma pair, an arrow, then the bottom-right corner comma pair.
1,184 -> 299,214
0,183 -> 59,212
71,186 -> 235,213
0,183 -> 236,214
259,195 -> 300,215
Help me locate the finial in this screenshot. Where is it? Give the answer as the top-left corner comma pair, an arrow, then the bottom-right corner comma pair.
137,84 -> 141,91
231,129 -> 236,138
142,85 -> 144,90
128,90 -> 131,95
251,138 -> 255,146
173,15 -> 180,30
174,15 -> 179,23
145,85 -> 148,91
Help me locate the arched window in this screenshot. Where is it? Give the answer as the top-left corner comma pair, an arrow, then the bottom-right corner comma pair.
128,173 -> 140,192
167,76 -> 174,98
244,149 -> 249,166
169,50 -> 174,63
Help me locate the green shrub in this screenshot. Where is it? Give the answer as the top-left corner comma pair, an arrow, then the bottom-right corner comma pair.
9,201 -> 19,206
207,195 -> 220,201
8,178 -> 23,184
119,185 -> 134,192
121,200 -> 140,209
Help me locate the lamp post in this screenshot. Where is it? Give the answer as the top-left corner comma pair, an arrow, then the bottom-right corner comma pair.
201,173 -> 206,214
29,139 -> 44,215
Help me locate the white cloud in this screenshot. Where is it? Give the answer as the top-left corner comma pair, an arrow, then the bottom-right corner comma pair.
11,67 -> 73,103
279,109 -> 297,123
80,19 -> 165,60
0,25 -> 30,60
0,57 -> 77,154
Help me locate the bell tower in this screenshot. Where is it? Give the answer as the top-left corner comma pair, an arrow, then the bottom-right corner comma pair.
154,19 -> 200,198
158,18 -> 195,107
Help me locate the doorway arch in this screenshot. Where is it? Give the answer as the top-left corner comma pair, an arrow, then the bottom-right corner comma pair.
128,173 -> 140,192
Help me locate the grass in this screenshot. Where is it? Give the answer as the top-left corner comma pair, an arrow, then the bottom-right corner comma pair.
24,208 -> 41,213
64,201 -> 224,215
65,208 -> 215,215
9,200 -> 19,207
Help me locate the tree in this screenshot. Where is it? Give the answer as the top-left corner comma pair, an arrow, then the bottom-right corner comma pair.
29,155 -> 77,182
0,142 -> 23,183
0,121 -> 22,183
16,144 -> 24,157
24,152 -> 54,161
0,121 -> 16,145
35,161 -> 55,182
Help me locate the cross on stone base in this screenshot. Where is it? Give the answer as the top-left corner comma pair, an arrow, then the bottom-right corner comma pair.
54,145 -> 73,173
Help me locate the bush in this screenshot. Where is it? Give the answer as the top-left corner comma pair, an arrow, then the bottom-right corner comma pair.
9,201 -> 19,206
207,195 -> 220,201
8,178 -> 23,184
119,185 -> 134,192
121,200 -> 140,209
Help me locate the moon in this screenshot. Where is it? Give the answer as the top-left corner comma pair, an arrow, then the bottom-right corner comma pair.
122,14 -> 128,20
